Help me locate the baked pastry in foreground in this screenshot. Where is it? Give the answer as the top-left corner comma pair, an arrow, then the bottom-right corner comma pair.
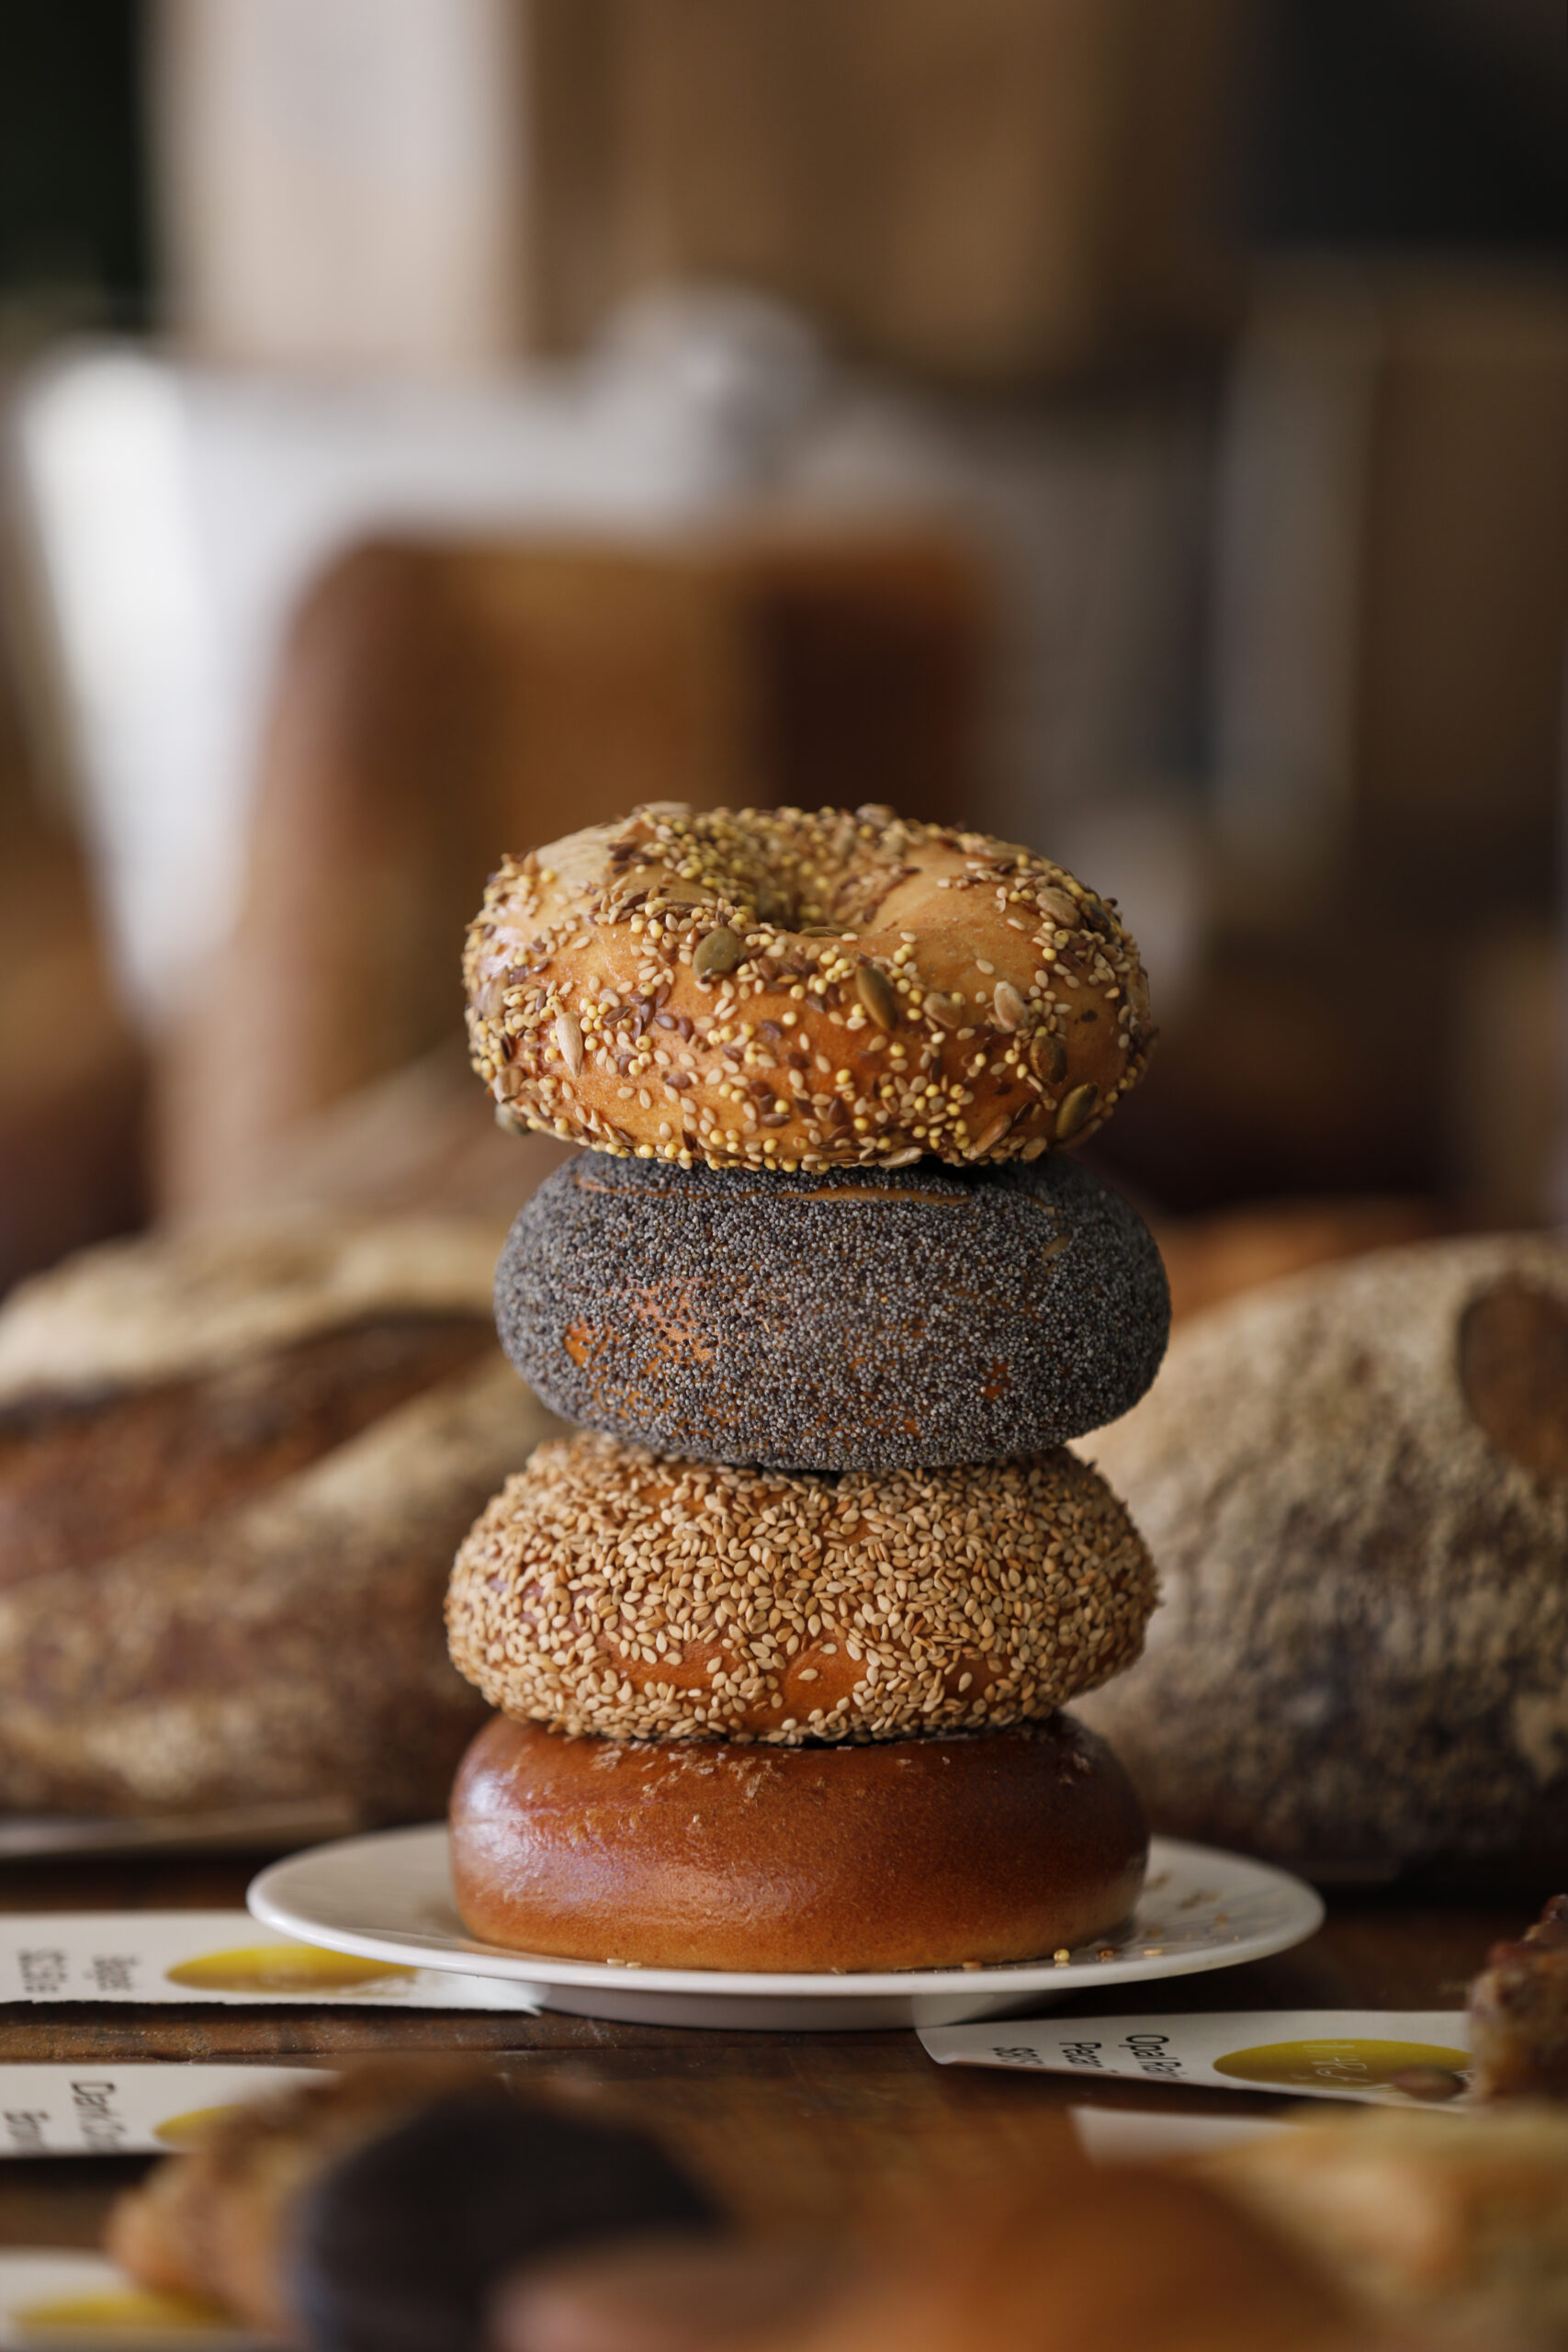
447,1433 -> 1156,1747
0,1213 -> 563,1816
495,1151 -> 1170,1470
502,2168 -> 1368,2352
1078,1234 -> 1568,1886
1470,1893 -> 1568,2101
1192,2103 -> 1568,2350
466,803 -> 1152,1170
450,1712 -> 1147,1971
109,2062 -> 719,2351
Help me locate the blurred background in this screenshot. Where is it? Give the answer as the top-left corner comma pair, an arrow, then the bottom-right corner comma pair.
0,0 -> 1564,1301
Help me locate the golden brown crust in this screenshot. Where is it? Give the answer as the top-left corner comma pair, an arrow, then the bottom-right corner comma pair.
450,1712 -> 1147,1970
464,804 -> 1152,1172
446,1433 -> 1156,1746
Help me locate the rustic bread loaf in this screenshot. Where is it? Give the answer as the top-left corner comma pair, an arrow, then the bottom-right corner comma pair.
0,1214 -> 563,1816
1077,1234 -> 1568,1885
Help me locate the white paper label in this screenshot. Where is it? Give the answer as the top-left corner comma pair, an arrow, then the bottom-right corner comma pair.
919,2010 -> 1474,2104
0,2064 -> 329,2160
1069,2107 -> 1288,2165
0,1915 -> 536,2009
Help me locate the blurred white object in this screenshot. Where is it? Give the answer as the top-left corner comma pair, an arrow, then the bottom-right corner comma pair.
153,0 -> 525,374
9,304 -> 819,1022
11,291 -> 1209,1028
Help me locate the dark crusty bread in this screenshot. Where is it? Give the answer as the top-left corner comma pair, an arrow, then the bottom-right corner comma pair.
0,1214 -> 563,1816
1077,1234 -> 1568,1885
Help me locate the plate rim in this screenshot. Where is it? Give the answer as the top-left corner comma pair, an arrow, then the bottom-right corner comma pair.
248,1826 -> 1324,2000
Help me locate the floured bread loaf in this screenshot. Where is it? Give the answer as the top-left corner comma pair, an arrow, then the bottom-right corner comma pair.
1077,1234 -> 1568,1885
0,1215 -> 563,1816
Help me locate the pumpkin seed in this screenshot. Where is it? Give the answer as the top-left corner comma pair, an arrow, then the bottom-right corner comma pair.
1030,1030 -> 1067,1083
554,1010 -> 584,1076
694,927 -> 743,981
969,1108 -> 1015,1156
855,962 -> 899,1032
993,980 -> 1027,1031
1055,1081 -> 1098,1140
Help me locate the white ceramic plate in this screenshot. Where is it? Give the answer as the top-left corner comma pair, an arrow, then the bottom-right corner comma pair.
249,1827 -> 1323,2032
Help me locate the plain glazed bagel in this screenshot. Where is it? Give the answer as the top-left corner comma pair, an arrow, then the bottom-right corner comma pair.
449,1712 -> 1148,1970
465,803 -> 1152,1172
446,1433 -> 1156,1746
494,1152 -> 1170,1470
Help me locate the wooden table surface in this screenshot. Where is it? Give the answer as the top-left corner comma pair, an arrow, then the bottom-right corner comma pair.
0,1849 -> 1524,2259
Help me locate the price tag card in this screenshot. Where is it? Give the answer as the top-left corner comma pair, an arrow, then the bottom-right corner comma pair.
919,2010 -> 1474,2105
0,2064 -> 329,2159
0,1914 -> 537,2010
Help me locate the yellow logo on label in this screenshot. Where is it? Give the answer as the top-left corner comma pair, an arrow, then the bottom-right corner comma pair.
164,1943 -> 415,1996
152,2104 -> 245,2150
12,2284 -> 233,2336
1213,2036 -> 1471,2090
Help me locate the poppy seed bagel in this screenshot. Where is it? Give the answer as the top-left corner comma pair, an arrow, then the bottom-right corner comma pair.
492,1152 -> 1170,1471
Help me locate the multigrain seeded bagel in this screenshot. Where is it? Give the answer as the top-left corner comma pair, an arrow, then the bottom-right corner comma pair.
446,1433 -> 1156,1746
449,1713 -> 1148,1970
495,1152 -> 1170,1470
465,802 -> 1152,1172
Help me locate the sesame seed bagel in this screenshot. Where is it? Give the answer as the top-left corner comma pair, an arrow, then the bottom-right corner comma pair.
465,802 -> 1153,1172
446,1433 -> 1156,1745
450,1711 -> 1148,1970
495,1152 -> 1170,1471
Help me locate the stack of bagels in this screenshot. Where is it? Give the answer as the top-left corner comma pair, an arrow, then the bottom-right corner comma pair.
445,803 -> 1172,1971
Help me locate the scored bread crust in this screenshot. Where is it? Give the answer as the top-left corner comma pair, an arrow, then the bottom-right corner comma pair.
0,1212 -> 505,1404
0,1358 -> 563,1815
0,1213 -> 567,1816
446,1431 -> 1156,1746
449,1712 -> 1148,1971
1078,1232 -> 1568,1882
464,803 -> 1152,1172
